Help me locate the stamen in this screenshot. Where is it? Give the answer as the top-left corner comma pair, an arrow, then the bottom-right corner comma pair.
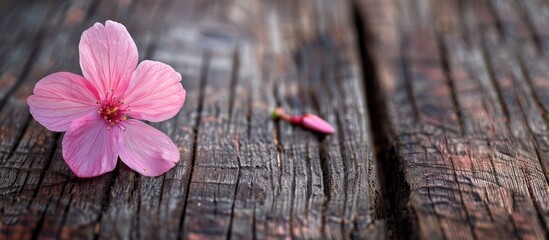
106,107 -> 119,115
98,90 -> 127,126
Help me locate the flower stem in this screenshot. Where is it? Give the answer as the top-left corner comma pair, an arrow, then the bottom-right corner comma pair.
271,107 -> 292,122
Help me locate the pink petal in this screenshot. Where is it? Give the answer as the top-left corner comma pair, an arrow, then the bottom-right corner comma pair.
122,60 -> 185,122
27,72 -> 99,132
301,114 -> 335,134
62,113 -> 119,178
79,20 -> 138,96
117,119 -> 180,176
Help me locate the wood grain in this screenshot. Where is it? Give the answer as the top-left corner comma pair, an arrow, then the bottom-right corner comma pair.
0,0 -> 384,239
357,0 -> 549,238
6,0 -> 549,238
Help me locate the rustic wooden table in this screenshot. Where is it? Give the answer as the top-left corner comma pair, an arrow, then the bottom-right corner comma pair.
1,0 -> 549,239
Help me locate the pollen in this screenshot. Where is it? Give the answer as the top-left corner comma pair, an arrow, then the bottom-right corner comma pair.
98,90 -> 128,127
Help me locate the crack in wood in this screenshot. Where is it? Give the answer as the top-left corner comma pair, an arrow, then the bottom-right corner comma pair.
177,51 -> 210,239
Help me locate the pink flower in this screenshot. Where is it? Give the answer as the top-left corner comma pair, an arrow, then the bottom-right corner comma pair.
27,21 -> 186,178
271,107 -> 334,134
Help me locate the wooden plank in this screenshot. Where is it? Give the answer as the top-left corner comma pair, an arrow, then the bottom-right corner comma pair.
245,0 -> 384,239
0,0 -> 385,239
229,45 -> 279,239
478,0 -> 549,230
0,0 -> 164,238
146,0 -> 385,238
357,0 -> 549,238
182,51 -> 239,238
0,0 -> 100,238
445,36 -> 548,239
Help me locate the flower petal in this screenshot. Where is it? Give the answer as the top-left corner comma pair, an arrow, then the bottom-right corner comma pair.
123,60 -> 185,122
79,20 -> 138,96
62,113 -> 119,178
118,119 -> 179,176
302,114 -> 334,134
27,72 -> 99,132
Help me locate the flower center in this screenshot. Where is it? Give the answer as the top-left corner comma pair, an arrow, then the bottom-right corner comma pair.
97,90 -> 129,127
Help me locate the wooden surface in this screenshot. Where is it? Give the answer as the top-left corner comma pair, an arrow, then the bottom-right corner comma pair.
358,0 -> 549,239
3,0 -> 549,239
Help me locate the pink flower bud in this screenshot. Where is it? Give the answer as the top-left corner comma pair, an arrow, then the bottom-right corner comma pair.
271,107 -> 334,134
300,114 -> 334,134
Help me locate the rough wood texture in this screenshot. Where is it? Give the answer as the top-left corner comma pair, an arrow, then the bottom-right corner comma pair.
6,0 -> 549,239
0,0 -> 384,239
357,0 -> 549,238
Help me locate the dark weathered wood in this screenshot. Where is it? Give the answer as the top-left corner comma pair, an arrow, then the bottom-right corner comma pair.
174,0 -> 385,238
268,1 -> 385,238
0,1 -> 97,238
263,0 -> 384,238
12,0 -> 549,238
0,0 -> 169,238
357,0 -> 549,238
0,0 -> 385,239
